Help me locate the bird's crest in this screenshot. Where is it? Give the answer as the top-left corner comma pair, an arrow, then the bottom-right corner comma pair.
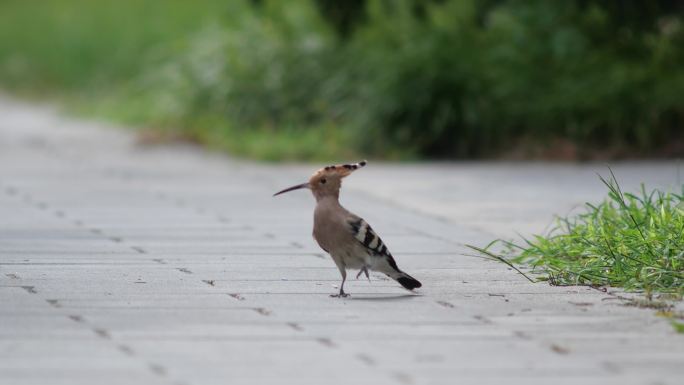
311,160 -> 367,180
274,160 -> 367,197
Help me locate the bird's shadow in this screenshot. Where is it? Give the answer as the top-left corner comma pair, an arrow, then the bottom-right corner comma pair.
346,293 -> 421,301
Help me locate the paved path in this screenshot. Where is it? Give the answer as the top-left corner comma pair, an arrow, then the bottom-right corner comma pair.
1,97 -> 682,385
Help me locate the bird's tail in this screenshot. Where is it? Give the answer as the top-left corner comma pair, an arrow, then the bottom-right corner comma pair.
394,271 -> 422,290
373,255 -> 422,290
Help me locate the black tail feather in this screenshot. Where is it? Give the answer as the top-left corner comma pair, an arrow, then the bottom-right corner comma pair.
397,274 -> 422,290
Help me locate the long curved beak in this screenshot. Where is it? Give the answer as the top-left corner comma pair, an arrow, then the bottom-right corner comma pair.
273,182 -> 309,197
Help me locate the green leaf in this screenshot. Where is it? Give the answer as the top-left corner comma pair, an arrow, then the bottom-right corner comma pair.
676,201 -> 684,215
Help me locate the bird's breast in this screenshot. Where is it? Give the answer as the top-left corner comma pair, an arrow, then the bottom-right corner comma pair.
312,204 -> 350,254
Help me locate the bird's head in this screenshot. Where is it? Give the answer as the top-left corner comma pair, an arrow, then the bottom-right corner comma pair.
273,160 -> 367,201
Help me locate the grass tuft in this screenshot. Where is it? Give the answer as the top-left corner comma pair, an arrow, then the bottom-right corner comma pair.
474,169 -> 684,298
672,321 -> 684,334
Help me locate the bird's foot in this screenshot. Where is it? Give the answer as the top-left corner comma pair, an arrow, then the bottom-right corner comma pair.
356,267 -> 370,282
330,292 -> 350,298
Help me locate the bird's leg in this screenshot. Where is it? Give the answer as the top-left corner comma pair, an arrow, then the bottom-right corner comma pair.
356,266 -> 370,282
331,270 -> 349,298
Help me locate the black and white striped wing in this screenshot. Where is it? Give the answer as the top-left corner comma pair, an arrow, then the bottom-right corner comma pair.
348,217 -> 400,270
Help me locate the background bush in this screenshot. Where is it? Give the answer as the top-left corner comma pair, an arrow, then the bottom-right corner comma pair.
0,0 -> 682,160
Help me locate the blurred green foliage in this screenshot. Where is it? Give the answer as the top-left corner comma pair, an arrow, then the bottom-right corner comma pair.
0,0 -> 683,160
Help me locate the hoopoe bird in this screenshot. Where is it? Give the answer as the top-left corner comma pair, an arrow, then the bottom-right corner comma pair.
274,161 -> 421,297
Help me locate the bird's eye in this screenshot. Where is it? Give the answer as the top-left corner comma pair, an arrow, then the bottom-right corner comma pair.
320,178 -> 327,184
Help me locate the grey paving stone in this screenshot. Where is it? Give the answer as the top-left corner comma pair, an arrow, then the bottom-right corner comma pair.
0,96 -> 682,385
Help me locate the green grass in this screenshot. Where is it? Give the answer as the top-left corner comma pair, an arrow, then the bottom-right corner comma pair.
472,170 -> 684,299
672,321 -> 684,334
190,118 -> 359,161
0,0 -> 235,92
